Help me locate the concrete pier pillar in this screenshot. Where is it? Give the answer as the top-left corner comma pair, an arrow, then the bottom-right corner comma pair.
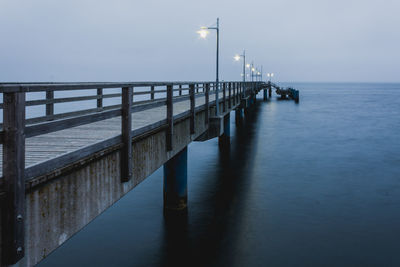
263,89 -> 267,100
218,113 -> 230,147
235,108 -> 243,125
244,107 -> 249,116
268,87 -> 272,98
163,147 -> 188,213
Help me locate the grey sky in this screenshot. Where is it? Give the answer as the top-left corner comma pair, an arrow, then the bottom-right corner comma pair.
1,0 -> 399,82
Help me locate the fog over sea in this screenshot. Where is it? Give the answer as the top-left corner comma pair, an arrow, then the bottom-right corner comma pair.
37,82 -> 400,267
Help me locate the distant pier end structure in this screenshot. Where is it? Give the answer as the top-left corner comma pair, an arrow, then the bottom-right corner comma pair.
0,81 -> 296,266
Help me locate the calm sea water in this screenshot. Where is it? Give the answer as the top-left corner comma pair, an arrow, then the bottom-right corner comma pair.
38,83 -> 400,267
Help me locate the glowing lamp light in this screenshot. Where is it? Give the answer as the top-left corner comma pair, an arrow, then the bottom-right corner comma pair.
234,55 -> 240,61
197,27 -> 209,39
246,64 -> 250,68
251,67 -> 255,72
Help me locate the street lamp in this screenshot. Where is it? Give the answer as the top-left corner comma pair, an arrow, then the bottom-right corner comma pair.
248,61 -> 256,82
267,73 -> 274,82
197,18 -> 220,115
234,50 -> 246,96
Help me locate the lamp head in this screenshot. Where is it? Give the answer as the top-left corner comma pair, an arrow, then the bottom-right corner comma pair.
234,55 -> 241,61
197,27 -> 209,39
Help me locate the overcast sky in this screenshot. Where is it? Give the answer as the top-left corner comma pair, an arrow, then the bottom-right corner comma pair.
1,0 -> 399,82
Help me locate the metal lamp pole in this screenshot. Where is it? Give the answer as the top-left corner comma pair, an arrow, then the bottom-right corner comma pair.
214,18 -> 220,116
251,62 -> 254,82
198,18 -> 220,115
234,50 -> 246,97
242,50 -> 246,84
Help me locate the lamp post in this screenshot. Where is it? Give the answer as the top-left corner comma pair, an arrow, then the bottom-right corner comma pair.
197,18 -> 220,115
251,64 -> 255,82
267,73 -> 274,83
234,50 -> 246,97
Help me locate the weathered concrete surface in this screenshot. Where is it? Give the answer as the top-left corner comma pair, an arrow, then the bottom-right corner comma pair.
20,109 -> 210,266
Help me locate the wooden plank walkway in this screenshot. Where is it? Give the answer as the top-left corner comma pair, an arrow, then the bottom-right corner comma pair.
0,93 -> 221,176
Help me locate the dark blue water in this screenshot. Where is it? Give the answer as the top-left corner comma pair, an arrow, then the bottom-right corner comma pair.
39,83 -> 400,267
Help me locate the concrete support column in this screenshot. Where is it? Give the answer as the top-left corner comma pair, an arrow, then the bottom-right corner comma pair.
263,89 -> 268,100
163,147 -> 188,213
269,87 -> 272,98
218,113 -> 230,147
235,108 -> 243,125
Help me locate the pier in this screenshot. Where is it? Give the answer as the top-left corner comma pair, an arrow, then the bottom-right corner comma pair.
0,81 -> 298,266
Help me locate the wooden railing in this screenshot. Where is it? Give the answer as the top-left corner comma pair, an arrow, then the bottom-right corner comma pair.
0,80 -> 269,187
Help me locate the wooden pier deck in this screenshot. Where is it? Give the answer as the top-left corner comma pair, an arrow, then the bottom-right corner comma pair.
0,91 -> 220,177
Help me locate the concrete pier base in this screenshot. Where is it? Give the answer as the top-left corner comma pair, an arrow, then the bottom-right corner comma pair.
218,113 -> 230,147
244,107 -> 249,116
163,147 -> 188,213
235,108 -> 243,125
263,89 -> 268,100
269,88 -> 272,98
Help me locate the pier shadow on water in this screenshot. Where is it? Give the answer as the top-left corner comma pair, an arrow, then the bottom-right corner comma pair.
160,102 -> 262,267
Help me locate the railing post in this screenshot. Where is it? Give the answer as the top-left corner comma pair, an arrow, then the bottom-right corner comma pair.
215,82 -> 219,116
150,85 -> 155,100
237,83 -> 240,104
179,85 -> 182,96
121,87 -> 133,182
2,92 -> 26,265
222,83 -> 226,112
196,84 -> 199,94
205,83 -> 210,125
97,88 -> 103,110
189,83 -> 195,135
166,84 -> 173,151
233,83 -> 237,105
46,90 -> 54,120
228,82 -> 232,109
